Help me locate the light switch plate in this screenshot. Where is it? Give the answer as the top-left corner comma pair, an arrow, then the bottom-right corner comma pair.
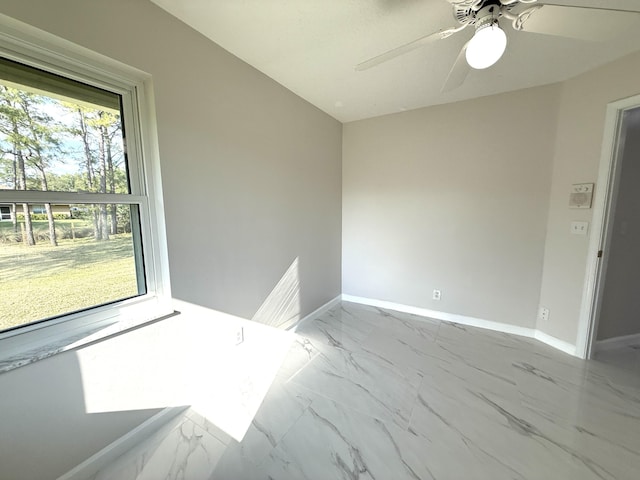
569,183 -> 594,209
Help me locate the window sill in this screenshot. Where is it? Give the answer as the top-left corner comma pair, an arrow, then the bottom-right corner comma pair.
0,307 -> 178,375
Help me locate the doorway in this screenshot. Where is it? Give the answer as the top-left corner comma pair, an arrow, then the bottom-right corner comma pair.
578,96 -> 640,361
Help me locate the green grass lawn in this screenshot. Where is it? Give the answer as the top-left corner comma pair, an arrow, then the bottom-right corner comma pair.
0,232 -> 141,331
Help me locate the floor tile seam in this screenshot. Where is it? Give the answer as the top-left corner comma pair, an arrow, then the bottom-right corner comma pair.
105,415 -> 199,478
420,366 -> 533,422
286,379 -> 412,431
352,342 -> 418,376
601,378 -> 640,403
496,367 -> 529,415
418,374 -> 523,412
366,307 -> 441,333
162,416 -> 231,459
417,333 -> 529,385
281,359 -> 314,385
432,318 -> 447,344
343,303 -> 441,340
579,380 -> 640,409
145,413 -> 199,450
333,364 -> 423,407
521,426 -> 630,480
406,373 -> 430,433
416,390 -> 533,434
431,338 -> 518,376
336,303 -> 378,328
185,410 -> 235,447
359,323 -> 441,353
596,362 -> 640,382
405,397 -> 545,478
302,340 -> 425,393
510,364 -> 640,411
344,347 -> 426,389
434,336 -> 531,358
304,373 -> 418,425
301,325 -> 373,354
595,368 -> 640,392
550,416 -> 640,457
247,402 -> 310,469
462,436 -> 532,480
355,344 -> 432,387
280,337 -> 328,384
257,386 -> 390,469
510,366 -> 568,417
512,394 -> 584,432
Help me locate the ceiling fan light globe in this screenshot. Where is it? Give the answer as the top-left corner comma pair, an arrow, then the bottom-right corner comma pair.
465,24 -> 507,70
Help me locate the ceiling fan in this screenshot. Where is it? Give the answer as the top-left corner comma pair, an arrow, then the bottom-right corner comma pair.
356,0 -> 640,91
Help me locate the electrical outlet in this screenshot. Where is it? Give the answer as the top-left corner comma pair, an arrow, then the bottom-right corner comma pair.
571,221 -> 589,235
433,289 -> 442,301
235,327 -> 244,345
538,307 -> 549,323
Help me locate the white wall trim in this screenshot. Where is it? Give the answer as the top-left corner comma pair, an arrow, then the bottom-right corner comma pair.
593,332 -> 640,352
57,406 -> 188,480
342,294 -> 578,357
342,294 -> 535,337
285,295 -> 342,331
534,331 -> 577,357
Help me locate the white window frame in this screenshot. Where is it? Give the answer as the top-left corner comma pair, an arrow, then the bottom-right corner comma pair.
0,14 -> 172,369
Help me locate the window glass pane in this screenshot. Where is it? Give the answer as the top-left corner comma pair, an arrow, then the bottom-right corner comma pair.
0,203 -> 145,332
0,59 -> 129,194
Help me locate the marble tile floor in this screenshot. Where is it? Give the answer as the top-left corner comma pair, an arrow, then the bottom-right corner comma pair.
593,342 -> 640,374
80,302 -> 640,480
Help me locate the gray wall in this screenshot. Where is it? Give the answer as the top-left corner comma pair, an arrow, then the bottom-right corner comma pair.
597,107 -> 640,340
537,50 -> 640,344
0,0 -> 342,321
0,347 -> 162,480
0,0 -> 342,477
342,50 -> 640,345
343,86 -> 560,328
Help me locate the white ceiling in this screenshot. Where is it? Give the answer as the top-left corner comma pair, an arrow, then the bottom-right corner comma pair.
150,0 -> 640,122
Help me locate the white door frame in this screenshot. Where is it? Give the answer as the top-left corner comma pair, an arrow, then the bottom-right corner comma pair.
575,94 -> 640,359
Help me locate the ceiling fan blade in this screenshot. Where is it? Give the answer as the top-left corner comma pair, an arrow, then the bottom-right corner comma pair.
355,24 -> 468,71
441,42 -> 470,93
536,1 -> 640,14
518,4 -> 640,41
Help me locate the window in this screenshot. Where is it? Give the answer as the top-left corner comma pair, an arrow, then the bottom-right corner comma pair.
0,18 -> 170,359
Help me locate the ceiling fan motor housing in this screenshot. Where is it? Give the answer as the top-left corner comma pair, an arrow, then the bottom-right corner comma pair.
475,6 -> 502,30
452,0 -> 517,26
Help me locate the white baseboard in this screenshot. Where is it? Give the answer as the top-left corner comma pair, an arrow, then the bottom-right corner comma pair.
57,406 -> 188,480
342,294 -> 578,357
593,332 -> 640,352
342,294 -> 536,337
534,330 -> 577,356
285,295 -> 342,331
